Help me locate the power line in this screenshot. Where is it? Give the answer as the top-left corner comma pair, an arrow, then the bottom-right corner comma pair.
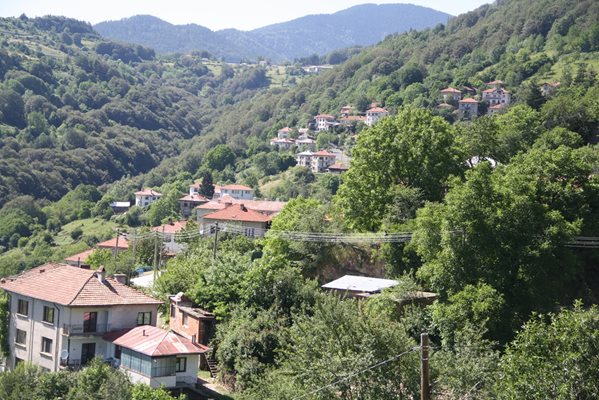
292,347 -> 419,400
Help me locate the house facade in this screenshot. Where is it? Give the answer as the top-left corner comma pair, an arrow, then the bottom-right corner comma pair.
269,137 -> 295,149
440,87 -> 462,102
214,184 -> 254,201
201,204 -> 272,237
134,189 -> 162,208
178,194 -> 208,219
365,107 -> 389,126
314,114 -> 337,132
311,150 -> 337,172
458,98 -> 479,118
482,87 -> 511,105
0,264 -> 161,372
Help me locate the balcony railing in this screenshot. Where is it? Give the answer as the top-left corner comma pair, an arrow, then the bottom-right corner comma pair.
62,323 -> 111,336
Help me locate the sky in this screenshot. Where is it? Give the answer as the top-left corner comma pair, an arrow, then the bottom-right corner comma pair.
0,1 -> 491,31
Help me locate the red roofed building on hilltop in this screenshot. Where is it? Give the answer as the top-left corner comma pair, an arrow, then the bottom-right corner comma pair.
440,87 -> 462,102
365,107 -> 389,126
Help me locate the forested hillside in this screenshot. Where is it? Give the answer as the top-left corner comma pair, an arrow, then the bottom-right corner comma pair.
0,15 -> 275,207
95,4 -> 450,62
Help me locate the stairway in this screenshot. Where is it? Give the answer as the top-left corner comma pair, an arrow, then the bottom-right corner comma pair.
206,357 -> 219,378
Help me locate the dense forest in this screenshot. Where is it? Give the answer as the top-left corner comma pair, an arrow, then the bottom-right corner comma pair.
0,0 -> 598,398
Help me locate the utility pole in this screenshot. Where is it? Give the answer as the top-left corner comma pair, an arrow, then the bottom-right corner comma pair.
114,228 -> 120,259
421,333 -> 430,400
130,229 -> 137,284
153,231 -> 159,283
157,225 -> 165,271
212,222 -> 219,261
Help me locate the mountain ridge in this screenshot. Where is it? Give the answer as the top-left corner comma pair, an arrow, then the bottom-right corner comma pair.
94,4 -> 451,62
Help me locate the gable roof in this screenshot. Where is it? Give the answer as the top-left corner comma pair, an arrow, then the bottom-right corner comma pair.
203,204 -> 271,223
103,325 -> 208,356
221,184 -> 253,191
459,98 -> 479,103
0,263 -> 162,307
151,220 -> 187,235
134,188 -> 162,197
367,107 -> 388,113
97,236 -> 129,250
178,194 -> 208,203
64,249 -> 95,264
313,150 -> 336,157
440,87 -> 461,93
315,114 -> 335,120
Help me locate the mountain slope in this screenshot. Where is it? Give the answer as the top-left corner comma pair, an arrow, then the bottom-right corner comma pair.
94,4 -> 451,62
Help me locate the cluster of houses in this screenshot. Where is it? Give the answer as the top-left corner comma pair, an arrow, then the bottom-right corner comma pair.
439,80 -> 512,118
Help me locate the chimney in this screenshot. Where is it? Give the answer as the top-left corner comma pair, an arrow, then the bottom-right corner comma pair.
96,266 -> 106,284
114,274 -> 127,284
143,329 -> 146,336
240,204 -> 247,212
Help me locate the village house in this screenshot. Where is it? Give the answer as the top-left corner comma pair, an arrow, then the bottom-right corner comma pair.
339,115 -> 366,127
269,137 -> 295,150
0,264 -> 161,371
339,105 -> 354,117
97,235 -> 129,256
311,150 -> 337,172
201,204 -> 272,237
482,87 -> 511,105
440,87 -> 462,102
487,103 -> 508,116
295,134 -> 316,151
327,162 -> 349,174
168,292 -> 216,372
64,249 -> 95,269
540,81 -> 560,96
314,114 -> 337,132
213,184 -> 254,201
277,127 -> 293,138
178,193 -> 209,219
151,220 -> 189,256
296,151 -> 313,168
458,98 -> 479,118
365,107 -> 389,126
196,197 -> 285,226
134,189 -> 162,208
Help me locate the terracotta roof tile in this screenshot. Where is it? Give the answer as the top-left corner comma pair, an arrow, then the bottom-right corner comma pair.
221,184 -> 253,191
178,194 -> 208,202
64,249 -> 95,264
203,204 -> 271,223
367,107 -> 388,113
459,98 -> 479,103
313,150 -> 337,157
103,326 -> 208,356
97,236 -> 129,250
134,188 -> 162,196
151,220 -> 188,234
440,87 -> 462,93
0,264 -> 162,307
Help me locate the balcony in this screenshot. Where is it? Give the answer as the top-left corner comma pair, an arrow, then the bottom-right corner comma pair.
62,323 -> 111,336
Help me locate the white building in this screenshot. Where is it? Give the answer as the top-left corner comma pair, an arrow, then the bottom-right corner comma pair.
458,98 -> 479,118
440,87 -> 462,102
269,137 -> 295,150
482,87 -> 511,105
365,107 -> 389,126
277,127 -> 293,139
310,150 -> 337,173
134,188 -> 162,208
0,264 -> 207,388
296,151 -> 314,168
314,114 -> 337,132
214,184 -> 254,201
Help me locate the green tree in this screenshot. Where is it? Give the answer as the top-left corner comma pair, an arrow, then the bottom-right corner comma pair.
496,302 -> 599,399
203,144 -> 236,171
336,106 -> 462,231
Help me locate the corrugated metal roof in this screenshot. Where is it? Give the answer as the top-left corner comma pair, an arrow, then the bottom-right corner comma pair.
322,275 -> 399,293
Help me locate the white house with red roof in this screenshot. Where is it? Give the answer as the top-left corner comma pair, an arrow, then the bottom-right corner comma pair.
277,127 -> 293,139
440,87 -> 462,102
201,204 -> 272,237
270,137 -> 296,150
314,114 -> 337,132
311,150 -> 337,172
458,98 -> 479,118
365,107 -> 389,126
482,87 -> 511,106
0,264 -> 163,372
134,188 -> 162,208
213,184 -> 254,201
151,220 -> 189,255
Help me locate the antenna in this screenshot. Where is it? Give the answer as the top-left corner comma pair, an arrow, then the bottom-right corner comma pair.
60,350 -> 69,366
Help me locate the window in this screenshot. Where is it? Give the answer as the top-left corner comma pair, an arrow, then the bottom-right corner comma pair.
182,313 -> 188,327
170,304 -> 176,319
15,329 -> 26,345
137,311 -> 152,326
176,357 -> 187,372
43,306 -> 54,324
83,312 -> 97,333
17,299 -> 28,316
41,337 -> 53,354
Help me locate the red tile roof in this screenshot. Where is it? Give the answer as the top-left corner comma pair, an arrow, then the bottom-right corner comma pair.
64,249 -> 95,264
221,184 -> 253,191
278,127 -> 292,133
487,80 -> 504,85
367,107 -> 388,113
315,114 -> 335,120
103,326 -> 208,356
151,220 -> 187,234
134,188 -> 162,196
0,263 -> 162,307
313,150 -> 336,157
328,162 -> 349,170
97,236 -> 129,250
203,204 -> 271,223
459,98 -> 479,103
197,199 -> 286,214
440,87 -> 461,93
178,194 -> 208,202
